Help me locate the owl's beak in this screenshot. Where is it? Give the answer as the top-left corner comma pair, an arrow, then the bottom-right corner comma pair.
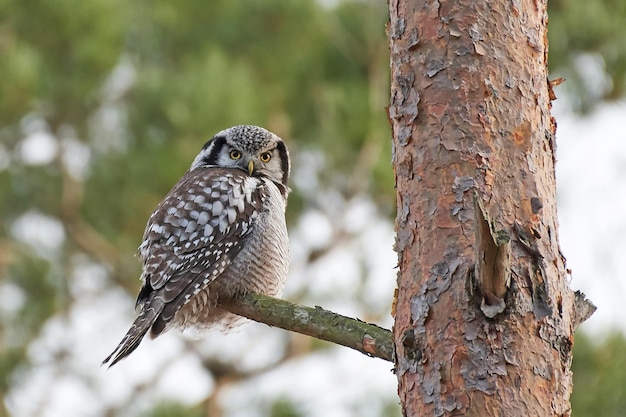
247,160 -> 255,176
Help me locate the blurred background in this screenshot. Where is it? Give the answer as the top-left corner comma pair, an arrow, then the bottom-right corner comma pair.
0,1 -> 625,416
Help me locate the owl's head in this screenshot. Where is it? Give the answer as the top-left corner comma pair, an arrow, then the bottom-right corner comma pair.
192,125 -> 290,189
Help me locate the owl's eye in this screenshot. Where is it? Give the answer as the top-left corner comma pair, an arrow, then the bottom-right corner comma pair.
260,152 -> 272,163
229,150 -> 242,160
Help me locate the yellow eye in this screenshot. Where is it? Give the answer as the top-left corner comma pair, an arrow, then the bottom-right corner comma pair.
260,152 -> 271,163
229,150 -> 242,160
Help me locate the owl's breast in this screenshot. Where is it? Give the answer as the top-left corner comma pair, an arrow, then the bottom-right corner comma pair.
173,177 -> 289,332
218,177 -> 289,297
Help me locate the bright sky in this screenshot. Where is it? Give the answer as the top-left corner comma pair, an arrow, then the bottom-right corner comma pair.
554,99 -> 626,334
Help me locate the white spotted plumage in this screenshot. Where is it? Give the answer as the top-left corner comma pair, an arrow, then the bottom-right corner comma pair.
103,125 -> 290,367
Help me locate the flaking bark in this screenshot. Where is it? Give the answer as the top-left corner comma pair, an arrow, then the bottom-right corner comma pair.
388,0 -> 591,415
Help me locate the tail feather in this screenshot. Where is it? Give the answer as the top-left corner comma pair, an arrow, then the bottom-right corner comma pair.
102,299 -> 165,367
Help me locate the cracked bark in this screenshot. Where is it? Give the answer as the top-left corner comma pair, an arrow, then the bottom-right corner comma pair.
388,0 -> 594,416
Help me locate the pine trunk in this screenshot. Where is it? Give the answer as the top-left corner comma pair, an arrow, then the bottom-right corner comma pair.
388,0 -> 579,415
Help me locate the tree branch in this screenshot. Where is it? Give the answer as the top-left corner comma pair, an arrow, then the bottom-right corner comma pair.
219,293 -> 394,362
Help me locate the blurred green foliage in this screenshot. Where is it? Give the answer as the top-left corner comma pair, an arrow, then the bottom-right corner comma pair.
0,0 -> 624,416
268,398 -> 302,417
142,397 -> 303,417
572,332 -> 626,417
142,402 -> 204,417
548,0 -> 626,111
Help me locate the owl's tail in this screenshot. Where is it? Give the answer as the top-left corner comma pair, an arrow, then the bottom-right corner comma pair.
102,298 -> 165,367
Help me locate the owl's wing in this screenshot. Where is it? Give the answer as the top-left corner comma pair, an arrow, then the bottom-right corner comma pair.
143,168 -> 261,282
141,166 -> 263,308
102,167 -> 264,367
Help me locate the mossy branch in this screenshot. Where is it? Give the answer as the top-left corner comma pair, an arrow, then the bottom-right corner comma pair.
219,293 -> 394,362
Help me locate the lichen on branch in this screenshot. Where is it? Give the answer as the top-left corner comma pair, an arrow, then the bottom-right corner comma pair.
219,293 -> 394,362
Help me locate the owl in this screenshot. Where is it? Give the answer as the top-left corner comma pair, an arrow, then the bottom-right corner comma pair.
103,125 -> 290,367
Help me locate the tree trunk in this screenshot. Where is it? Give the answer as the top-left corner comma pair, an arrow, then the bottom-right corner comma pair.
388,0 -> 584,415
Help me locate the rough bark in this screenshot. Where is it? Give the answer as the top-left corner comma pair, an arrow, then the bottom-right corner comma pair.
388,0 -> 591,415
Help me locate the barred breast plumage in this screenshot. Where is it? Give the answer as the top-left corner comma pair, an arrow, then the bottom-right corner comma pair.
103,125 -> 290,367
